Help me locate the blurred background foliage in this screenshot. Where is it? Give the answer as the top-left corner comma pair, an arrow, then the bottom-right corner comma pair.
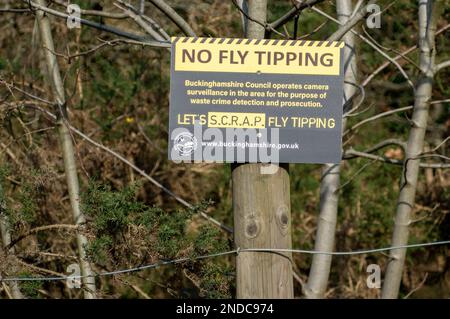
0,0 -> 449,298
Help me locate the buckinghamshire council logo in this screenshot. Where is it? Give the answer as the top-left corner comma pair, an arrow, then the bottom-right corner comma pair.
174,132 -> 198,156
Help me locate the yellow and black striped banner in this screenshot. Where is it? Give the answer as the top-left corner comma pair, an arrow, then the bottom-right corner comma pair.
172,37 -> 344,76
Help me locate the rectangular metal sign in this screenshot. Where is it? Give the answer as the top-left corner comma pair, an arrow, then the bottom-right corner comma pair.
168,37 -> 345,164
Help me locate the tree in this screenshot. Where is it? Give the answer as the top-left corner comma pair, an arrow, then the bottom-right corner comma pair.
305,0 -> 358,298
35,0 -> 96,298
382,0 -> 444,299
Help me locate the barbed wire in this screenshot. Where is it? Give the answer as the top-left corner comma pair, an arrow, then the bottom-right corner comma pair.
2,240 -> 450,283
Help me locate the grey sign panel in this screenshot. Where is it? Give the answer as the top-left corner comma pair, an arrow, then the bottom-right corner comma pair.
168,37 -> 345,164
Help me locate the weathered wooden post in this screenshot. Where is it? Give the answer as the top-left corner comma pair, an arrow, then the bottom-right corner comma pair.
232,0 -> 294,299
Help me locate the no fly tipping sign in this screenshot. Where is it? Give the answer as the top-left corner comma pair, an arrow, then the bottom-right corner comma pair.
168,37 -> 345,164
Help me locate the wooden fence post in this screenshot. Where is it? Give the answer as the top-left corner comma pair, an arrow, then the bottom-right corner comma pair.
233,0 -> 293,299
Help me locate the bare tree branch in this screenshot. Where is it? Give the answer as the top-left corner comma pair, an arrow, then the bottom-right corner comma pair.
6,224 -> 79,251
362,24 -> 450,87
268,0 -> 325,32
312,5 -> 415,90
148,0 -> 196,36
343,149 -> 450,168
114,0 -> 170,44
0,8 -> 29,13
345,99 -> 450,135
235,0 -> 249,34
21,0 -> 170,47
435,60 -> 450,73
361,138 -> 407,154
36,38 -> 170,63
327,1 -> 379,41
51,0 -> 129,19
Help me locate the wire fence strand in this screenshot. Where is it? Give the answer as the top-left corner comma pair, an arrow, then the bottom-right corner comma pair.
2,240 -> 450,282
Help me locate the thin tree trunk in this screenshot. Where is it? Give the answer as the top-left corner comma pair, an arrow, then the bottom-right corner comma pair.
0,221 -> 24,299
233,0 -> 293,299
0,183 -> 24,299
305,0 -> 357,299
381,0 -> 442,299
35,0 -> 96,299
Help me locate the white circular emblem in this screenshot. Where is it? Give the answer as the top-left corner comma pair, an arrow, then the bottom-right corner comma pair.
174,132 -> 197,156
